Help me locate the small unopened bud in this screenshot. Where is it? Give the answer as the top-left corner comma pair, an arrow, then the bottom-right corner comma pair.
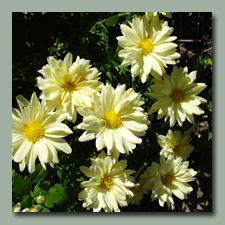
35,195 -> 46,205
29,208 -> 40,212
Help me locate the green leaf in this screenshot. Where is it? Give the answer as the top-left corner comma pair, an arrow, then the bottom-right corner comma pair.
12,175 -> 32,196
105,44 -> 115,60
45,183 -> 68,208
57,170 -> 62,180
76,176 -> 85,182
34,205 -> 51,212
100,31 -> 108,43
105,15 -> 119,27
32,181 -> 50,198
48,47 -> 57,53
106,71 -> 112,83
207,100 -> 212,109
20,195 -> 33,209
109,59 -> 119,67
208,130 -> 212,141
12,169 -> 16,177
30,164 -> 48,184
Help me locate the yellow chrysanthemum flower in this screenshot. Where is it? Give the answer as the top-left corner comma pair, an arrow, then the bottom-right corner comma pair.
117,14 -> 180,83
12,92 -> 73,173
75,83 -> 150,157
157,129 -> 194,160
145,12 -> 173,20
148,66 -> 207,127
78,151 -> 136,212
141,156 -> 197,210
36,52 -> 103,123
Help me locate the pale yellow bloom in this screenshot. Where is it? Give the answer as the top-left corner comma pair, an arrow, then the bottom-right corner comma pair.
149,66 -> 207,127
12,92 -> 73,173
145,12 -> 173,20
78,151 -> 136,212
36,52 -> 103,123
125,88 -> 145,112
12,203 -> 29,212
75,83 -> 150,157
141,156 -> 197,209
117,14 -> 180,83
157,129 -> 194,160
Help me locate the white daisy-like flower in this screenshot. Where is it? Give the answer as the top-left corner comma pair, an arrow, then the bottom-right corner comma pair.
12,92 -> 73,173
12,203 -> 29,212
78,151 -> 136,212
117,14 -> 180,83
36,52 -> 103,123
157,129 -> 194,160
145,12 -> 173,20
141,156 -> 197,210
75,83 -> 150,157
148,66 -> 207,127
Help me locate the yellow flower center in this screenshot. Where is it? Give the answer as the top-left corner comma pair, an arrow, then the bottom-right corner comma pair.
171,90 -> 185,103
24,122 -> 45,143
173,145 -> 179,152
139,39 -> 153,56
63,81 -> 76,92
101,175 -> 114,190
104,111 -> 122,129
161,173 -> 174,186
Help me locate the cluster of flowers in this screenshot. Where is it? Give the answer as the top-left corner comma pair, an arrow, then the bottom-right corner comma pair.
12,12 -> 207,212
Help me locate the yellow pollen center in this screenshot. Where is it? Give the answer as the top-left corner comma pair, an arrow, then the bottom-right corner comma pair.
104,111 -> 122,129
24,122 -> 45,143
101,175 -> 114,190
161,173 -> 174,186
63,81 -> 75,92
171,90 -> 185,103
173,145 -> 179,152
139,39 -> 153,56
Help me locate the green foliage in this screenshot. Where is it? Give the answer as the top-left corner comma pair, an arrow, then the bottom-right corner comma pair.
29,164 -> 48,184
105,15 -> 119,27
32,181 -> 50,198
13,175 -> 32,197
45,183 -> 68,208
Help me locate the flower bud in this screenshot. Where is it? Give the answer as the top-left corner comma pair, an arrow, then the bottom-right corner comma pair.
35,195 -> 46,205
29,208 -> 40,212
